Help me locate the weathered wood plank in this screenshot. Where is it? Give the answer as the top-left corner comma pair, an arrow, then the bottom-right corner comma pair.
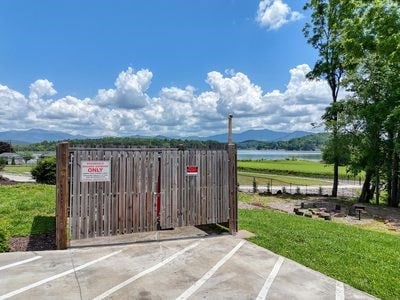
133,151 -> 140,233
171,151 -> 178,227
81,151 -> 89,239
126,152 -> 133,233
140,151 -> 147,231
104,151 -> 112,236
200,150 -> 207,225
111,151 -> 119,235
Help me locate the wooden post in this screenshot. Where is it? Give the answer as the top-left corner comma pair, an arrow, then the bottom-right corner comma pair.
227,115 -> 237,235
56,142 -> 69,250
228,114 -> 233,145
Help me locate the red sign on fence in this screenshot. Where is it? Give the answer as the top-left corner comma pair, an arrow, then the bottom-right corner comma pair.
186,165 -> 198,176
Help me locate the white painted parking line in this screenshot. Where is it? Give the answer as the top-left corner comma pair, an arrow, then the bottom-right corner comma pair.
94,240 -> 203,300
256,256 -> 284,300
176,240 -> 245,300
0,256 -> 42,271
0,250 -> 122,300
336,280 -> 345,300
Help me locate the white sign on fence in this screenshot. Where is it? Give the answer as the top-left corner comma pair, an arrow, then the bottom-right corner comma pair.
81,161 -> 111,182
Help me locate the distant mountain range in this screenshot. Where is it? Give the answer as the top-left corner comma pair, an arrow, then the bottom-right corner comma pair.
0,128 -> 313,144
0,129 -> 87,144
203,129 -> 312,143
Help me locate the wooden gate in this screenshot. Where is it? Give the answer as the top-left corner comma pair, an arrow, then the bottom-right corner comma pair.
56,144 -> 237,247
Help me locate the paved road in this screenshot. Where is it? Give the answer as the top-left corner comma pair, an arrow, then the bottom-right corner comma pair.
0,172 -> 35,183
0,229 -> 375,300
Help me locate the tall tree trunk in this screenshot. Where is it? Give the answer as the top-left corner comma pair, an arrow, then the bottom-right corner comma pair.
368,184 -> 375,202
386,131 -> 394,204
332,161 -> 339,197
389,151 -> 399,207
375,171 -> 380,205
332,116 -> 339,197
359,171 -> 372,203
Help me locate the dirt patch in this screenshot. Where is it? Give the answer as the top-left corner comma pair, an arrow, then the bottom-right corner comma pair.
8,233 -> 56,252
0,175 -> 17,185
238,202 -> 263,210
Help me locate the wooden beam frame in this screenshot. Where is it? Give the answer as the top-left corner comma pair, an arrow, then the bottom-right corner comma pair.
56,142 -> 69,249
228,115 -> 238,235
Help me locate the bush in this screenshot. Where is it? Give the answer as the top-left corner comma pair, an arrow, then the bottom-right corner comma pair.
0,221 -> 10,252
31,156 -> 56,184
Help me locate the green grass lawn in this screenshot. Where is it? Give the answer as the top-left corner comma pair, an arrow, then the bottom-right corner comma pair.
238,160 -> 362,180
0,183 -> 55,237
2,164 -> 34,174
238,171 -> 329,186
240,208 -> 400,300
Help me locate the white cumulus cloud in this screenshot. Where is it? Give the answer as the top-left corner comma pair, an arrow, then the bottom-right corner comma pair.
206,71 -> 265,117
96,67 -> 152,109
29,79 -> 57,100
256,0 -> 303,30
0,64 -> 338,136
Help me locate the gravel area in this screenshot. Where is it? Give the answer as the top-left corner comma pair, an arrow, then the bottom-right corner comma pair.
254,196 -> 400,233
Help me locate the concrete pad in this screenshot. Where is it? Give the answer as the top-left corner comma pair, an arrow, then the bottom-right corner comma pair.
236,229 -> 256,239
0,233 -> 377,300
70,226 -> 210,248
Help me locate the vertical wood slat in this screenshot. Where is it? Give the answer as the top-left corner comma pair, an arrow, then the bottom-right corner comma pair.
201,150 -> 207,225
104,151 -> 111,236
81,151 -> 88,238
183,151 -> 190,226
152,152 -> 159,230
177,151 -> 183,227
119,151 -> 126,234
167,151 -> 173,228
195,150 -> 199,225
71,151 -> 78,239
133,151 -> 140,232
126,152 -> 133,234
146,152 -> 153,231
171,151 -> 178,227
56,142 -> 69,249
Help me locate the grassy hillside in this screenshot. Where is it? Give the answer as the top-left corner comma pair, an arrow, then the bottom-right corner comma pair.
240,208 -> 400,299
238,159 -> 361,180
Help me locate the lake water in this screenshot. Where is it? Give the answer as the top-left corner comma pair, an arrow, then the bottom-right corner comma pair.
238,150 -> 322,161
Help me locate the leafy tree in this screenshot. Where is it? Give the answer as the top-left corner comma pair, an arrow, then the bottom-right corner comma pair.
303,0 -> 348,197
0,141 -> 13,154
338,0 -> 400,206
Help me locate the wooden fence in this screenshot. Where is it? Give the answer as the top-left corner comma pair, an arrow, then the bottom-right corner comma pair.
56,144 -> 237,249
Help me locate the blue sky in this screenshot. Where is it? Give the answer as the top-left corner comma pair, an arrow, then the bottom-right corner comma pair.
0,0 -> 332,137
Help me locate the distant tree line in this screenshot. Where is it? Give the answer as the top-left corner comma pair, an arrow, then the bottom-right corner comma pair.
13,137 -> 225,152
237,133 -> 328,151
